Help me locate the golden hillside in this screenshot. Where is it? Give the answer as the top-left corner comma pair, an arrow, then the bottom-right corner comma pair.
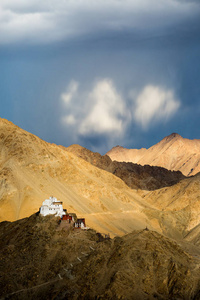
107,133 -> 200,176
0,118 -> 156,236
1,118 -> 200,240
141,173 -> 200,234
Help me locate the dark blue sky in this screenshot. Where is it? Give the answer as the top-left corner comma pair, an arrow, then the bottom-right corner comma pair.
1,0 -> 200,154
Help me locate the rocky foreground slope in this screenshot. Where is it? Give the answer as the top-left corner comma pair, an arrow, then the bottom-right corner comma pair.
65,144 -> 185,191
107,133 -> 200,176
1,214 -> 200,300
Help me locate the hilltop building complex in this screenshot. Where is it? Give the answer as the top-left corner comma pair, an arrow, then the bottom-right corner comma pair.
40,196 -> 66,218
39,196 -> 87,229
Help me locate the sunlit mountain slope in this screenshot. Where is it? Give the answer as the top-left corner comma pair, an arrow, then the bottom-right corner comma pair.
1,118 -> 200,240
0,118 -> 158,236
107,133 -> 200,176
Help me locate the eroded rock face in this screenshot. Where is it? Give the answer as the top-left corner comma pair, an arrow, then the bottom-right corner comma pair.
0,214 -> 200,300
66,144 -> 185,191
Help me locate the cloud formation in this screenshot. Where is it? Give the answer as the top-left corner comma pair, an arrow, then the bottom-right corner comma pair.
80,79 -> 126,135
61,79 -> 181,146
61,79 -> 126,136
133,85 -> 180,129
0,0 -> 199,45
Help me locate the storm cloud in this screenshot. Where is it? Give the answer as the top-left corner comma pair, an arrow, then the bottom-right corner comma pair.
0,0 -> 200,45
1,0 -> 200,153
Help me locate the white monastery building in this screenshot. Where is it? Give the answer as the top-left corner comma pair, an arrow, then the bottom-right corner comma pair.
40,196 -> 66,218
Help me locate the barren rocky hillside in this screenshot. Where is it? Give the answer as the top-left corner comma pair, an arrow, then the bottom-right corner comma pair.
65,144 -> 185,191
141,173 -> 200,239
1,118 -> 200,298
1,214 -> 200,300
107,133 -> 200,176
0,117 -> 200,240
0,118 -> 151,236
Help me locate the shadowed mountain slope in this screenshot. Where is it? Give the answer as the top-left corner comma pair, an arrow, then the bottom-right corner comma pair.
65,144 -> 185,191
107,133 -> 200,176
1,214 -> 200,300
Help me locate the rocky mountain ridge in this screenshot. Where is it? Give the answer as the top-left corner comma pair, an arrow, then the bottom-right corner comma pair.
0,117 -> 174,237
65,144 -> 185,191
0,117 -> 199,240
106,133 -> 200,176
1,118 -> 200,298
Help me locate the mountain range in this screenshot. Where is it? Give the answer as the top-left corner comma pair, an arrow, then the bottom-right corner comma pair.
107,133 -> 200,176
0,117 -> 163,236
0,117 -> 200,239
65,144 -> 185,191
1,117 -> 200,299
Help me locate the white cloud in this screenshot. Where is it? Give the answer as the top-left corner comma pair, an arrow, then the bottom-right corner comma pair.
133,85 -> 180,129
80,79 -> 126,135
60,78 -> 127,136
61,80 -> 181,135
0,0 -> 199,45
60,79 -> 182,151
61,80 -> 79,105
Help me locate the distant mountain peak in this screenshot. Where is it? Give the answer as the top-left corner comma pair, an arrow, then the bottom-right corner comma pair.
107,133 -> 200,176
113,145 -> 124,149
169,132 -> 181,137
163,133 -> 182,142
